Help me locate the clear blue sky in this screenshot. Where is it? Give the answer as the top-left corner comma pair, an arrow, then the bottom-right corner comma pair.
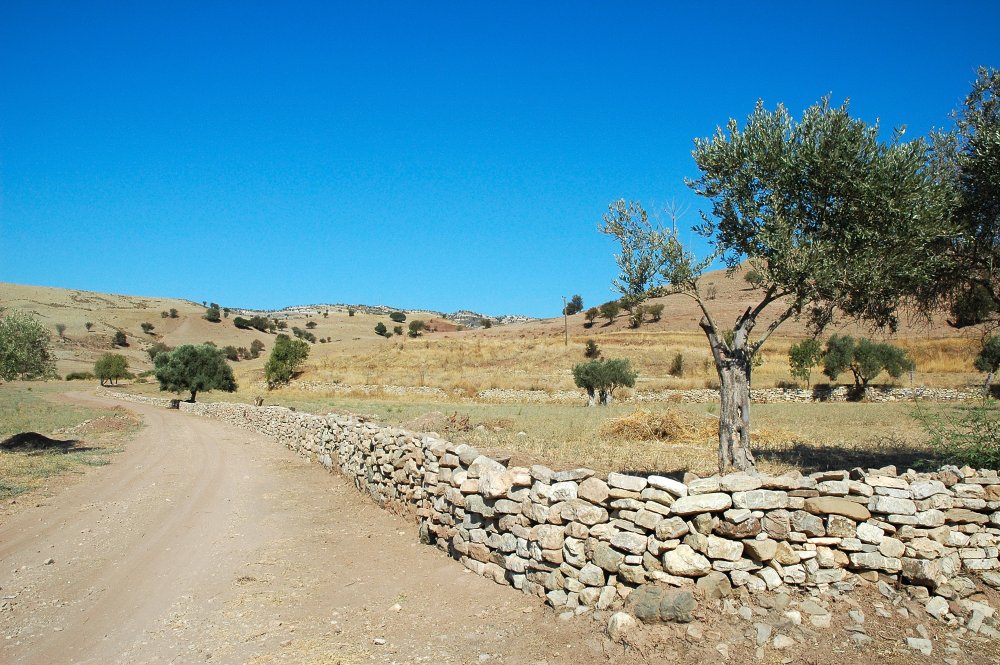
2,2 -> 997,317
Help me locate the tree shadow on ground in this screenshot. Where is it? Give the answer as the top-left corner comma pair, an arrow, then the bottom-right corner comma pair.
751,436 -> 935,475
0,432 -> 91,453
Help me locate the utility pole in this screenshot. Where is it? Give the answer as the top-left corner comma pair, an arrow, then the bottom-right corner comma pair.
562,296 -> 568,347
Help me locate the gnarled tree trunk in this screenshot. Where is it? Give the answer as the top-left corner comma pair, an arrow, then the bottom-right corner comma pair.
717,358 -> 755,473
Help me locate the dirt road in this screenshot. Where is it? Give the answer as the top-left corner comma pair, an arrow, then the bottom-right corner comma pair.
0,393 -> 610,664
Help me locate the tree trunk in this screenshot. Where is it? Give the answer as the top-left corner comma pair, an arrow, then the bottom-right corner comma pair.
717,360 -> 755,474
189,390 -> 197,403
586,387 -> 596,407
599,389 -> 610,406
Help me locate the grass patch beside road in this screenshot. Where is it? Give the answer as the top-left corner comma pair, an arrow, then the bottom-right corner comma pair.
0,382 -> 140,501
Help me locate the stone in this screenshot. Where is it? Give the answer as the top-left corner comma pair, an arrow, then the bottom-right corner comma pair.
611,531 -> 648,555
790,510 -> 825,537
926,595 -> 949,620
906,637 -> 933,656
868,495 -> 917,516
607,612 -> 636,641
696,571 -> 732,599
663,545 -> 712,577
878,537 -> 906,558
799,600 -> 827,616
720,473 -> 762,492
825,514 -> 856,538
625,585 -> 697,623
593,542 -> 626,572
579,563 -> 606,587
556,499 -> 609,525
670,493 -> 732,515
743,538 -> 778,562
911,479 -> 948,501
713,517 -> 761,539
762,510 -> 791,539
535,524 -> 565,550
732,490 -> 789,510
856,522 -> 885,543
706,535 -> 743,561
849,551 -> 902,573
577,477 -> 610,504
944,508 -> 989,524
553,468 -> 594,482
647,475 -> 687,497
608,472 -> 648,492
803,497 -> 872,521
550,481 -> 579,502
773,541 -> 801,565
772,634 -> 796,649
655,516 -> 689,540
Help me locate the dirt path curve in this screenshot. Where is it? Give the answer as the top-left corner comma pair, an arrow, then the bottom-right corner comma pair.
0,392 -> 612,664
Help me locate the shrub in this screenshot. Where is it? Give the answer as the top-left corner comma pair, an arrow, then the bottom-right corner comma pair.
86,321 -> 94,331
65,371 -> 96,381
974,335 -> 1000,389
348,308 -> 356,317
154,344 -> 237,402
374,322 -> 388,337
668,353 -> 685,377
788,338 -> 823,387
203,305 -> 221,323
94,353 -> 130,386
408,320 -> 426,338
393,325 -> 404,336
480,318 -> 493,329
233,316 -> 252,330
169,308 -> 178,318
140,322 -> 155,334
223,308 -> 230,318
389,312 -> 407,323
572,358 -> 638,406
223,345 -> 240,361
236,346 -> 249,359
250,339 -> 265,358
323,311 -> 329,318
113,330 -> 128,347
584,307 -> 599,327
55,323 -> 66,338
647,303 -> 665,322
916,396 -> 1000,469
744,269 -> 764,288
147,341 -> 172,361
584,339 -> 600,359
264,334 -> 309,388
598,301 -> 621,323
628,305 -> 646,328
160,311 -> 169,319
305,321 -> 318,329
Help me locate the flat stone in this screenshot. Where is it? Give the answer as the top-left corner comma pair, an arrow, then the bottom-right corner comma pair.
868,495 -> 916,516
743,539 -> 778,562
670,493 -> 732,515
607,472 -> 648,492
611,531 -> 649,555
911,479 -> 949,500
663,544 -> 712,577
905,637 -> 932,656
732,489 -> 789,510
655,516 -> 689,540
720,473 -> 762,492
945,508 -> 989,524
803,497 -> 872,521
647,475 -> 688,497
625,585 -> 697,623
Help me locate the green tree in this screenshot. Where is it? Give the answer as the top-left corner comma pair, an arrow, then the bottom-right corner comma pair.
374,322 -> 388,337
927,68 -> 1000,328
788,338 -> 823,387
223,345 -> 240,361
94,353 -> 129,386
154,344 -> 237,402
393,325 -> 404,336
599,200 -> 663,308
479,318 -> 492,329
647,303 -> 665,322
113,330 -> 128,347
389,311 -> 407,323
203,305 -> 221,323
250,339 -> 265,359
821,335 -> 915,390
0,309 -> 57,382
264,334 -> 310,389
598,301 -> 621,323
564,295 -> 584,316
147,341 -> 172,361
572,358 -> 638,406
408,320 -> 426,338
305,321 -> 318,329
584,307 -> 599,327
973,335 -> 1000,390
169,308 -> 178,319
141,322 -> 155,334
605,97 -> 949,473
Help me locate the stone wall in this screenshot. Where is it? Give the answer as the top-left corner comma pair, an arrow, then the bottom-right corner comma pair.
102,389 -> 1000,627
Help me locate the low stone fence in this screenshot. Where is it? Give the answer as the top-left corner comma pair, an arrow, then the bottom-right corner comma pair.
102,389 -> 1000,629
479,386 -> 978,404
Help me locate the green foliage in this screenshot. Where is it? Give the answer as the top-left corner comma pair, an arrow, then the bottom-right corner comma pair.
55,323 -> 66,338
598,301 -> 621,323
647,303 -> 665,321
628,305 -> 646,328
572,358 -> 638,405
975,335 -> 1000,376
160,311 -> 169,319
147,341 -> 172,361
113,330 -> 128,347
0,310 -> 57,382
203,305 -> 221,323
480,318 -> 493,329
599,200 -> 663,304
788,338 -> 823,386
223,345 -> 240,361
564,295 -> 584,316
393,325 -> 404,336
169,308 -> 178,318
233,316 -> 251,329
744,269 -> 764,287
347,307 -> 356,317
305,320 -> 318,329
85,321 -> 94,331
140,322 -> 155,334
389,311 -> 407,323
408,320 -> 426,338
669,353 -> 685,377
948,284 -> 996,328
584,307 -> 599,326
264,334 -> 309,389
915,397 -> 1000,469
584,339 -> 600,359
822,335 -> 914,388
65,371 -> 96,381
374,322 -> 388,337
250,339 -> 265,358
154,344 -> 236,401
94,353 -> 130,386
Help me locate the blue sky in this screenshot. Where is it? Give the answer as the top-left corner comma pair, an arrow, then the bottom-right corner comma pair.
1,2 -> 997,317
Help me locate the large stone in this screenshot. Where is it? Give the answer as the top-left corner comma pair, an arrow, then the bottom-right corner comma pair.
611,531 -> 649,555
790,510 -> 825,537
579,563 -> 606,587
868,495 -> 916,516
763,510 -> 791,539
647,475 -> 688,497
911,479 -> 948,501
732,489 -> 789,510
577,477 -> 610,504
625,585 -> 698,623
534,524 -> 565,550
607,612 -> 637,641
550,481 -> 579,502
902,557 -> 947,589
720,473 -> 763,492
945,508 -> 989,525
878,537 -> 905,558
608,472 -> 648,492
696,571 -> 732,599
713,516 -> 762,539
743,538 -> 778,562
706,535 -> 744,561
656,516 -> 690,540
472,456 -> 513,498
825,514 -> 857,538
849,551 -> 902,573
663,544 -> 712,577
593,542 -> 626,572
555,499 -> 609,525
670,493 -> 732,515
803,497 -> 872,521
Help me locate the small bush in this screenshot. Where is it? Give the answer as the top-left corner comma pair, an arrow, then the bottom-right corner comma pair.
647,303 -> 665,321
480,318 -> 493,329
584,339 -> 600,359
169,308 -> 178,318
584,307 -> 599,327
305,321 -> 318,329
668,353 -> 684,377
250,339 -> 265,358
203,305 -> 221,323
147,341 -> 173,361
223,345 -> 240,361
393,325 -> 404,336
141,322 -> 155,334
160,311 -> 169,319
916,397 -> 1000,469
628,305 -> 646,328
389,312 -> 407,323
55,323 -> 66,338
66,371 -> 96,381
598,301 -> 620,323
408,320 -> 426,338
348,308 -> 356,317
113,330 -> 128,347
374,322 -> 388,337
86,321 -> 95,331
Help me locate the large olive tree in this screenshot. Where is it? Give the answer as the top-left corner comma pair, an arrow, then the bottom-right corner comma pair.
605,98 -> 951,474
0,309 -> 57,382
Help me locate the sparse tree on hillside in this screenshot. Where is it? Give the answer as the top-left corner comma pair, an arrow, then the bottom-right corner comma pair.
598,301 -> 621,324
604,97 -> 950,473
94,353 -> 129,386
55,323 -> 66,339
203,305 -> 221,323
147,341 -> 172,361
788,338 -> 823,387
389,312 -> 407,323
408,320 -> 426,338
141,322 -> 155,334
647,303 -> 665,322
393,325 -> 404,336
169,308 -> 178,319
113,330 -> 128,347
822,336 -> 915,390
305,321 -> 318,329
564,295 -> 584,316
572,358 -> 637,406
0,309 -> 57,382
223,345 -> 240,361
584,307 -> 599,327
479,318 -> 492,329
264,334 -> 309,389
86,321 -> 95,331
154,344 -> 237,402
374,322 -> 388,337
250,339 -> 265,359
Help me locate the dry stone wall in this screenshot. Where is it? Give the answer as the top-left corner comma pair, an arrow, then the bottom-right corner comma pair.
103,390 -> 1000,631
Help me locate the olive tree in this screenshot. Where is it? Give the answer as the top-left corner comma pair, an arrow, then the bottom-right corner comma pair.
572,358 -> 637,406
264,334 -> 309,389
605,98 -> 950,473
154,344 -> 237,402
974,335 -> 1000,390
821,336 -> 915,390
0,309 -> 57,382
788,338 -> 823,387
94,353 -> 130,386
